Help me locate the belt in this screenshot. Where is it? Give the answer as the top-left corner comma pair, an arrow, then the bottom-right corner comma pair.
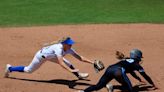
42,55 -> 45,58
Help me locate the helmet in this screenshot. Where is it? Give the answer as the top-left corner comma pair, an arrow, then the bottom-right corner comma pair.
130,49 -> 143,60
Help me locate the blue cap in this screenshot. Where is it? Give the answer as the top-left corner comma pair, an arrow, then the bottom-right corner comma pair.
61,37 -> 75,45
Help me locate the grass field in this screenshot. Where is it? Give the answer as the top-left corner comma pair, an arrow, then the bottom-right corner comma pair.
0,0 -> 164,26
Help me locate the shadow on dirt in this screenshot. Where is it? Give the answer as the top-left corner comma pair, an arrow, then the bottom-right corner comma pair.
113,84 -> 154,92
8,77 -> 93,90
8,77 -> 155,91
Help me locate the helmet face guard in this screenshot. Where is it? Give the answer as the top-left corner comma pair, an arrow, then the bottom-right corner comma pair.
130,49 -> 143,61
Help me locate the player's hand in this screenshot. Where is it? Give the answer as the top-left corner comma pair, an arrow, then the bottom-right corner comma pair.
146,84 -> 159,91
75,90 -> 84,92
139,80 -> 146,85
151,85 -> 159,90
71,69 -> 79,73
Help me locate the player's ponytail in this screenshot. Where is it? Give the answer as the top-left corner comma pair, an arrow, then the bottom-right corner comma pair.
43,36 -> 70,47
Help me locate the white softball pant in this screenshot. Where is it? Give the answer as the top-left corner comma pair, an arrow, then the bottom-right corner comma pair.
23,50 -> 73,73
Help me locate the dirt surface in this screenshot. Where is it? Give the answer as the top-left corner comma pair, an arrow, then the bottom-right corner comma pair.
0,24 -> 164,92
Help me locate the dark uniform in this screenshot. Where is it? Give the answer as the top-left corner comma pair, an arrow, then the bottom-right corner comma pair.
83,58 -> 155,92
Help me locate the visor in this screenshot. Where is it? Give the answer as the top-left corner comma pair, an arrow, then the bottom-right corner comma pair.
61,37 -> 75,45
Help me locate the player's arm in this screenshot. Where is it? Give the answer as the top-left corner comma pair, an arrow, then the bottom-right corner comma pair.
136,65 -> 157,88
73,53 -> 94,64
56,56 -> 79,73
139,71 -> 155,86
130,71 -> 142,82
71,49 -> 94,64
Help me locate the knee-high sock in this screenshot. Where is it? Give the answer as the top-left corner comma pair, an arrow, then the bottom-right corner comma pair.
9,66 -> 25,72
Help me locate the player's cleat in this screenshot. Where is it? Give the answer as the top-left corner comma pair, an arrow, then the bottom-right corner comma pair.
4,64 -> 11,78
78,72 -> 89,79
106,83 -> 113,92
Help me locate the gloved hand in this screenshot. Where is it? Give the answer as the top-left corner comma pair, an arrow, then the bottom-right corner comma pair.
93,60 -> 105,73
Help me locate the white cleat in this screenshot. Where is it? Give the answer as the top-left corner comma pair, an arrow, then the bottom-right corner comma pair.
78,72 -> 89,79
106,83 -> 113,92
4,64 -> 11,78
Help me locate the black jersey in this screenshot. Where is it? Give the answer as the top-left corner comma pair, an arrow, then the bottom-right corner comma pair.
107,58 -> 144,73
107,58 -> 154,85
119,59 -> 144,73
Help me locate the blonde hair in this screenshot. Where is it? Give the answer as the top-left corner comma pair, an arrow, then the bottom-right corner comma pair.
57,36 -> 70,43
43,36 -> 70,47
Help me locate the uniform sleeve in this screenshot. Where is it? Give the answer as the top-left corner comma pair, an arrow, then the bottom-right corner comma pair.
134,64 -> 145,73
67,48 -> 83,61
66,48 -> 76,55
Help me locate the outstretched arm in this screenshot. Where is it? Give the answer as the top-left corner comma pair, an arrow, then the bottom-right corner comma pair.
130,71 -> 142,82
56,56 -> 79,73
139,71 -> 158,90
72,52 -> 94,64
135,64 -> 158,89
139,71 -> 155,86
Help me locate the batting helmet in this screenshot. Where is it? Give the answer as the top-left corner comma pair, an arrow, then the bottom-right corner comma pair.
130,49 -> 143,61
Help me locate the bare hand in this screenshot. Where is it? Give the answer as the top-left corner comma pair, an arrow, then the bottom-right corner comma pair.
75,90 -> 84,92
71,69 -> 79,73
146,84 -> 159,91
152,85 -> 159,90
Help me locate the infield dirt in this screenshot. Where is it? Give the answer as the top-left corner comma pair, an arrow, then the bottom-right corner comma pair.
0,24 -> 164,92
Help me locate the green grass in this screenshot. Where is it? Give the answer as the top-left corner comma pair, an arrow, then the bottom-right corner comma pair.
0,0 -> 164,26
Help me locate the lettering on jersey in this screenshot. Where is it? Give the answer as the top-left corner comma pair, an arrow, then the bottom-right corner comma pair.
126,59 -> 134,63
139,69 -> 145,72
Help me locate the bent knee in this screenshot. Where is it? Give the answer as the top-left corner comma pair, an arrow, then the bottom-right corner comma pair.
24,70 -> 33,73
24,67 -> 34,73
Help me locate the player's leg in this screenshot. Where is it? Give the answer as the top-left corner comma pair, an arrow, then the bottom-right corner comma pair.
114,68 -> 133,92
5,51 -> 45,77
121,71 -> 134,91
23,54 -> 45,73
83,68 -> 113,92
4,64 -> 24,78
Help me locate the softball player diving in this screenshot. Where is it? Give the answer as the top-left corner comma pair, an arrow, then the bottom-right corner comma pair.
78,49 -> 158,92
4,37 -> 94,79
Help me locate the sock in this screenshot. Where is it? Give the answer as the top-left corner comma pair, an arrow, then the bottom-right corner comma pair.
9,66 -> 25,72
